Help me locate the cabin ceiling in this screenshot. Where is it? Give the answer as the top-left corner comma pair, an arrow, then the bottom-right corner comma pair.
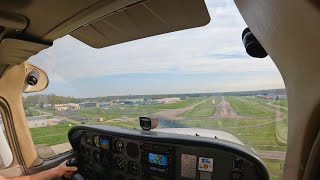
0,0 -> 210,49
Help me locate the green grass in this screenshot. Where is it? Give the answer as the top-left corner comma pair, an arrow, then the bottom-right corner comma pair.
273,100 -> 288,107
178,119 -> 273,128
242,97 -> 272,105
227,97 -> 274,117
30,123 -> 74,146
177,118 -> 286,151
283,117 -> 288,125
262,159 -> 284,180
30,120 -> 140,146
74,106 -> 158,120
25,109 -> 42,117
267,105 -> 288,113
275,120 -> 288,144
142,98 -> 205,109
242,97 -> 288,113
178,98 -> 216,117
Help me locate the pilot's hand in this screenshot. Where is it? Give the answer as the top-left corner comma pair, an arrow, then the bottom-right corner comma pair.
53,160 -> 78,177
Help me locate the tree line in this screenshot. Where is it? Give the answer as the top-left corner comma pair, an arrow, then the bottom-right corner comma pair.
23,94 -> 82,108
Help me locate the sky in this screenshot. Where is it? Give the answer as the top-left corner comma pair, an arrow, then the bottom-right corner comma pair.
28,0 -> 285,97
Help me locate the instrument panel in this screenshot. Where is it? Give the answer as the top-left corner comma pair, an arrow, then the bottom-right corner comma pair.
68,125 -> 269,180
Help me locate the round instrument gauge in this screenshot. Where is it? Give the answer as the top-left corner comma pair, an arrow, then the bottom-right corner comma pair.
113,140 -> 125,153
93,150 -> 101,162
93,135 -> 100,147
86,136 -> 92,145
114,157 -> 125,170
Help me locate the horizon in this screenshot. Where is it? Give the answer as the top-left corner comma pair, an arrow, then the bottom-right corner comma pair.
24,88 -> 286,99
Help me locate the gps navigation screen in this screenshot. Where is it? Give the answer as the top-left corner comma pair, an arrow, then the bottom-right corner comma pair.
148,153 -> 168,166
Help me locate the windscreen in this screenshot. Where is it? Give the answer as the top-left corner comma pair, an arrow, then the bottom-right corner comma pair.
24,1 -> 287,179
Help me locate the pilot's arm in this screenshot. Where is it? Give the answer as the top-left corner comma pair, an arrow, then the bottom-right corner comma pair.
0,160 -> 77,180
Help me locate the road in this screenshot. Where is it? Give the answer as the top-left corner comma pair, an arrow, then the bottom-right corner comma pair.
151,99 -> 209,120
256,150 -> 286,160
31,109 -> 81,125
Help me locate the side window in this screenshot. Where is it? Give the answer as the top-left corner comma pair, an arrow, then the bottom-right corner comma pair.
0,112 -> 13,168
23,97 -> 73,158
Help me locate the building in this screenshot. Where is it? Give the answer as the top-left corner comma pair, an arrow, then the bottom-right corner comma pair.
43,104 -> 52,109
256,95 -> 275,100
119,98 -> 144,105
274,95 -> 287,100
99,102 -> 109,108
157,97 -> 181,104
27,117 -> 59,128
54,103 -> 80,111
80,102 -> 99,108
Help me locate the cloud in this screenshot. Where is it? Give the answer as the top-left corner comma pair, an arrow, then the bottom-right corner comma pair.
28,0 -> 285,96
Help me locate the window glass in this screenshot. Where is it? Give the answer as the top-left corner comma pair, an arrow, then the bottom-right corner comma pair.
0,113 -> 13,168
25,1 -> 288,179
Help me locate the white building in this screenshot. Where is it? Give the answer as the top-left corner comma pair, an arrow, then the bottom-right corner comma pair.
54,103 -> 80,111
157,97 -> 181,104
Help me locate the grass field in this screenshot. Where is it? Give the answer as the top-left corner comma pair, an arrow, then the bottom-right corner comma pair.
142,97 -> 205,109
242,97 -> 272,105
275,120 -> 288,144
178,118 -> 272,128
273,100 -> 288,107
263,159 -> 284,180
178,98 -> 216,117
177,118 -> 286,151
227,97 -> 274,117
30,120 -> 140,146
25,109 -> 42,117
243,97 -> 288,113
283,117 -> 288,125
30,123 -> 74,146
74,106 -> 158,120
71,98 -> 206,120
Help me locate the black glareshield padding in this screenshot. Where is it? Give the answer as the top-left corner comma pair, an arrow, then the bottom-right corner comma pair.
242,27 -> 268,58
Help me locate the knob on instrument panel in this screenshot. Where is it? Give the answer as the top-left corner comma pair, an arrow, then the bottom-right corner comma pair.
128,161 -> 139,175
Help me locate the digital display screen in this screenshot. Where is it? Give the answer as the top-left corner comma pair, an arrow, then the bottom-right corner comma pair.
148,153 -> 167,166
100,137 -> 110,150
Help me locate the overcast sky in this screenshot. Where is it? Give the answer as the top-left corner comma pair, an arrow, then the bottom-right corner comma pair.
29,0 -> 285,97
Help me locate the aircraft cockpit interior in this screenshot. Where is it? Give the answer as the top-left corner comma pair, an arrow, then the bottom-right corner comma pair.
64,118 -> 269,180
0,0 -> 320,180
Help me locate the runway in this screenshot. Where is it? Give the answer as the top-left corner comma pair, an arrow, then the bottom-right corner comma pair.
213,96 -> 239,119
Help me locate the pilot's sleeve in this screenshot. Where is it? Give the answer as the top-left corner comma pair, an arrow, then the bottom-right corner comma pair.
0,176 -> 8,180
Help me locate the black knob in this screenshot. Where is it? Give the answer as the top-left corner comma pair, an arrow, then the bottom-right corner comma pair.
66,158 -> 79,167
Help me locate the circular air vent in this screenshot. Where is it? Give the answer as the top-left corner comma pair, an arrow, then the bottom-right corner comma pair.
126,142 -> 139,158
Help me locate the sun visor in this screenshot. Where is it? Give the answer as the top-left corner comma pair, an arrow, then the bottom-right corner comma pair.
70,0 -> 210,48
0,38 -> 51,65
